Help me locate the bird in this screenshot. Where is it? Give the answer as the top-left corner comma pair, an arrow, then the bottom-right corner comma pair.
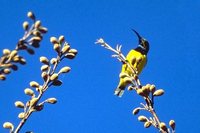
114,29 -> 149,97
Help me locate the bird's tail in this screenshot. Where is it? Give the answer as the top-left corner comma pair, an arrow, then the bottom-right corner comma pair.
114,87 -> 125,97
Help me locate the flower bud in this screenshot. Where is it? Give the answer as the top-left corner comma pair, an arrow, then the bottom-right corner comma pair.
18,112 -> 25,119
0,74 -> 6,80
50,58 -> 57,65
69,49 -> 78,55
58,35 -> 65,43
46,98 -> 57,104
34,20 -> 41,28
23,21 -> 29,30
153,89 -> 164,96
50,37 -> 58,44
24,88 -> 34,96
30,98 -> 38,107
3,122 -> 14,129
3,49 -> 10,55
150,84 -> 156,92
27,11 -> 35,20
38,27 -> 48,33
137,89 -> 147,97
41,72 -> 48,81
10,50 -> 17,59
160,122 -> 167,131
40,56 -> 49,65
31,36 -> 42,42
30,81 -> 40,88
142,86 -> 150,96
53,43 -> 61,53
41,65 -> 49,71
3,69 -> 11,74
50,73 -> 59,81
61,44 -> 70,54
138,115 -> 148,122
59,66 -> 71,74
65,53 -> 75,59
15,101 -> 25,108
144,121 -> 152,128
169,120 -> 175,130
132,108 -> 140,115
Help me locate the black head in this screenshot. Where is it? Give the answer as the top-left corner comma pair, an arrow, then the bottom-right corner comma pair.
132,29 -> 149,54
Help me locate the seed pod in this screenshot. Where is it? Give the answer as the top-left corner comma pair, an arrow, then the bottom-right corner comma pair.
50,58 -> 57,65
50,73 -> 59,81
23,21 -> 29,30
30,98 -> 38,107
46,98 -> 57,104
59,66 -> 71,74
144,121 -> 152,128
137,89 -> 147,97
38,27 -> 48,33
3,69 -> 11,74
31,36 -> 42,42
69,49 -> 78,55
50,37 -> 58,44
61,44 -> 70,54
119,72 -> 129,78
142,86 -> 150,96
32,31 -> 41,36
138,115 -> 148,122
132,108 -> 140,115
153,89 -> 164,96
3,122 -> 14,129
10,50 -> 18,59
160,122 -> 167,131
58,35 -> 65,43
15,101 -> 25,108
149,84 -> 156,92
0,74 -> 6,80
169,120 -> 175,130
65,53 -> 75,59
34,20 -> 41,28
27,11 -> 35,20
24,88 -> 34,96
18,112 -> 25,119
13,56 -> 20,62
41,72 -> 48,81
40,56 -> 49,65
54,43 -> 61,53
41,65 -> 49,71
3,49 -> 11,55
30,81 -> 40,88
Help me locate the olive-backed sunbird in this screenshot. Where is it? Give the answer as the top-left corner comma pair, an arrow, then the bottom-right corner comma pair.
114,29 -> 149,97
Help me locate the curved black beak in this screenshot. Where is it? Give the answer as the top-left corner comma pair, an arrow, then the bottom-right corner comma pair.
131,29 -> 142,43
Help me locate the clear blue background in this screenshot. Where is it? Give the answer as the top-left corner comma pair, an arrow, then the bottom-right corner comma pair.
0,0 -> 200,133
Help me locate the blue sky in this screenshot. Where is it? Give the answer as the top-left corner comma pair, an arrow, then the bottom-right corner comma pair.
0,0 -> 200,133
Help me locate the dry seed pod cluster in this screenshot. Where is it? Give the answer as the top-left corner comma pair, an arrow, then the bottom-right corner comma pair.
96,39 -> 175,133
3,35 -> 77,133
0,11 -> 47,80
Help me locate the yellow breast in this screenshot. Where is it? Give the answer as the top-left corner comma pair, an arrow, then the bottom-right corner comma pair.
122,49 -> 147,75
